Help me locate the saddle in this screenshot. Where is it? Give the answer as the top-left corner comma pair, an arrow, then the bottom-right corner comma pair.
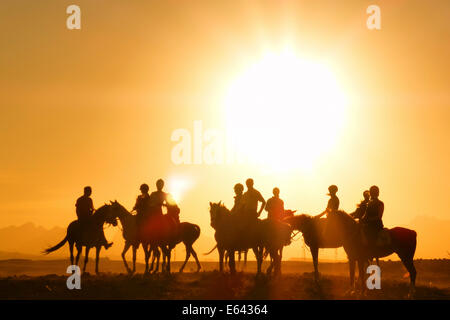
361,227 -> 391,247
376,228 -> 391,246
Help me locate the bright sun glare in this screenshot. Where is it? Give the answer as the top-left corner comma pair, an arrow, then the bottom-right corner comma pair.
224,50 -> 347,172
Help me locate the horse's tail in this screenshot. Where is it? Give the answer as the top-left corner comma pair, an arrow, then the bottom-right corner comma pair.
203,244 -> 217,255
42,235 -> 68,255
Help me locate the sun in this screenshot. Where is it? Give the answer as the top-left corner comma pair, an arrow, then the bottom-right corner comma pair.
223,50 -> 347,173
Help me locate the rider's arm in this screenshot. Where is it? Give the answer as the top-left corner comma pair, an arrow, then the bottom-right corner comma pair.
378,202 -> 384,220
89,198 -> 95,212
316,210 -> 327,218
258,193 -> 266,215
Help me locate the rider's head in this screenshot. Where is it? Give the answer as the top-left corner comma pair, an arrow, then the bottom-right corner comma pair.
234,183 -> 244,195
156,179 -> 164,191
327,185 -> 338,196
369,185 -> 379,199
246,178 -> 254,189
84,186 -> 92,196
273,187 -> 280,197
140,183 -> 149,194
363,190 -> 370,201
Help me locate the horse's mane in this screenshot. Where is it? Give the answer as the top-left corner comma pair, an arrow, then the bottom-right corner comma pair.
111,201 -> 134,217
335,210 -> 356,225
93,204 -> 109,216
210,201 -> 230,213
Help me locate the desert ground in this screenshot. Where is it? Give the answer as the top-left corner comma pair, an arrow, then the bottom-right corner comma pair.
0,258 -> 448,299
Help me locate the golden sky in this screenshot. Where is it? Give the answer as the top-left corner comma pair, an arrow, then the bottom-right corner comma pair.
0,1 -> 449,259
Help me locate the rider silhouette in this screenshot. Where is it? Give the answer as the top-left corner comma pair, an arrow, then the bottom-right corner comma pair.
361,185 -> 384,246
350,190 -> 370,220
75,186 -> 112,249
241,178 -> 266,221
316,185 -> 339,218
231,183 -> 244,215
265,187 -> 285,221
148,179 -> 169,216
76,186 -> 94,222
315,185 -> 339,240
134,183 -> 151,226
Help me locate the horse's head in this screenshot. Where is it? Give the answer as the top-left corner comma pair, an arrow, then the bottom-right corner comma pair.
166,203 -> 181,223
283,214 -> 312,232
94,204 -> 118,227
284,209 -> 297,219
209,201 -> 229,229
109,200 -> 130,219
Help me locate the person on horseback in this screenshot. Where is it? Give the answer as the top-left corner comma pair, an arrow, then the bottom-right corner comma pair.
361,185 -> 384,246
231,183 -> 244,215
75,186 -> 112,249
316,185 -> 339,218
265,187 -> 285,221
148,179 -> 169,216
241,178 -> 266,222
133,183 -> 152,225
350,190 -> 370,220
315,185 -> 340,240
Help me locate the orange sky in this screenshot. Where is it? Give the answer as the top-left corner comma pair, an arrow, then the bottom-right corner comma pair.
0,0 -> 449,260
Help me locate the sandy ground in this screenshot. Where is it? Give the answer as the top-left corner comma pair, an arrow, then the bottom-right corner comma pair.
0,259 -> 448,299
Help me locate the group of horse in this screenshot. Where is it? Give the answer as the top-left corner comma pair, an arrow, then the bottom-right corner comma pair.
44,201 -> 201,275
43,200 -> 417,296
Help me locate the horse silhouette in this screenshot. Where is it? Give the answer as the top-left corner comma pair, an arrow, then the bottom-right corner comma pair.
110,201 -> 201,274
43,204 -> 118,274
286,211 -> 417,296
207,202 -> 292,275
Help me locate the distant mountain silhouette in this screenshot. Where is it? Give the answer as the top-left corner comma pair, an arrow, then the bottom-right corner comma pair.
0,223 -> 66,259
0,222 -> 219,262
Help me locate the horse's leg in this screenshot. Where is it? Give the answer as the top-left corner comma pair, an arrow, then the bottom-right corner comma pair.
144,244 -> 150,274
95,246 -> 100,275
348,258 -> 356,290
154,247 -> 161,273
75,245 -> 82,265
83,246 -> 90,273
399,255 -> 416,298
357,259 -> 366,293
166,246 -> 172,273
311,246 -> 320,283
159,246 -> 165,272
229,250 -> 236,274
190,246 -> 201,272
275,248 -> 282,276
149,245 -> 156,272
132,244 -> 138,274
179,244 -> 191,273
237,251 -> 241,268
69,241 -> 75,266
252,246 -> 262,275
121,242 -> 132,274
218,246 -> 225,273
266,250 -> 274,276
